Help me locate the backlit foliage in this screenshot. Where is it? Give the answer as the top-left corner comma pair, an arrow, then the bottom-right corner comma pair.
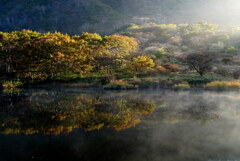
131,56 -> 155,72
0,30 -> 138,81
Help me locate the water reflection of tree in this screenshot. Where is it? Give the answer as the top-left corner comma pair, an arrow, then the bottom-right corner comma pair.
0,91 -> 224,135
179,97 -> 220,124
0,93 -> 156,135
149,95 -> 220,125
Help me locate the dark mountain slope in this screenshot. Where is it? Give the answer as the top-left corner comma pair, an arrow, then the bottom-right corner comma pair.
0,0 -> 239,34
0,0 -> 121,34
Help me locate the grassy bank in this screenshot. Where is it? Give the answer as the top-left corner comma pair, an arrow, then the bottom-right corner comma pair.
1,73 -> 230,91
205,81 -> 240,90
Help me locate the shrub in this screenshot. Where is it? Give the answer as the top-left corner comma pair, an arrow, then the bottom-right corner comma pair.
3,88 -> 23,94
178,74 -> 222,85
154,48 -> 167,59
169,36 -> 182,45
135,78 -> 160,88
103,80 -> 137,90
131,56 -> 155,72
205,81 -> 240,90
162,63 -> 180,72
100,76 -> 112,85
131,76 -> 141,83
173,82 -> 190,90
233,70 -> 240,79
222,57 -> 233,64
160,56 -> 170,64
181,45 -> 189,51
126,23 -> 140,30
227,46 -> 238,55
2,80 -> 23,89
214,67 -> 230,77
156,65 -> 167,74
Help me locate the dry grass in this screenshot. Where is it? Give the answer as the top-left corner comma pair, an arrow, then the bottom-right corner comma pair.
103,80 -> 137,90
173,82 -> 190,90
205,81 -> 240,90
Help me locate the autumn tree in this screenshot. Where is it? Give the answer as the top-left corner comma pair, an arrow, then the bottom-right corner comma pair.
0,30 -> 42,80
73,32 -> 103,72
131,56 -> 155,72
0,30 -> 138,81
28,32 -> 98,79
98,35 -> 138,73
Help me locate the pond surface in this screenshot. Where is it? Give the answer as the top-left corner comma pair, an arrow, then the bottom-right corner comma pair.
0,88 -> 240,161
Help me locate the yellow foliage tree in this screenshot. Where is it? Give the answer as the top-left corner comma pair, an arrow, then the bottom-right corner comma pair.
131,56 -> 155,72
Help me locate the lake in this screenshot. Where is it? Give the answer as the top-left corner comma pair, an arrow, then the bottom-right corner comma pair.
0,88 -> 240,161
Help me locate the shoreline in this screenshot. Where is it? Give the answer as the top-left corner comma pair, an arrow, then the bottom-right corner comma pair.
2,83 -> 240,93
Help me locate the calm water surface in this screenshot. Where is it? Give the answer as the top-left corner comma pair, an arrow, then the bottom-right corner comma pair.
0,88 -> 240,161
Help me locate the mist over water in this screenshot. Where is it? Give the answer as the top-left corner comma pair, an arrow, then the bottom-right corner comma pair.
1,89 -> 240,161
1,1 -> 240,160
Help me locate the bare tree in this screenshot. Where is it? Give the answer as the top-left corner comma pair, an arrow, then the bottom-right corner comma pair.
184,51 -> 217,76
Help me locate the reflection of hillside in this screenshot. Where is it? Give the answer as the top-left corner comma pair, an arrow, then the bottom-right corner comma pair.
0,90 -> 224,135
0,93 -> 156,135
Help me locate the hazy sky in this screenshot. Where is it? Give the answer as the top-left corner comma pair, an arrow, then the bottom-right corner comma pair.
146,0 -> 240,26
181,0 -> 240,25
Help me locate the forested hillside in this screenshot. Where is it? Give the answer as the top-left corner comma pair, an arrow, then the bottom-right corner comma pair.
1,0 -> 240,34
2,22 -> 240,91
